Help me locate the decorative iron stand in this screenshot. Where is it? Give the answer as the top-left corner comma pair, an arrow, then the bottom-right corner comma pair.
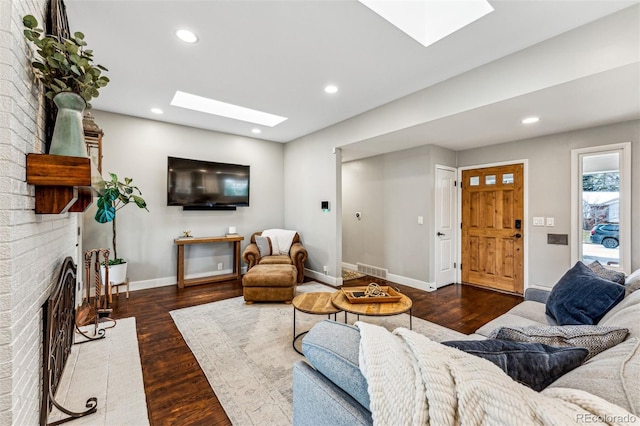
75,248 -> 117,341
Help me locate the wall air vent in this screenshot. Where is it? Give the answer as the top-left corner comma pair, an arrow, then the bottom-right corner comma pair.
356,262 -> 388,279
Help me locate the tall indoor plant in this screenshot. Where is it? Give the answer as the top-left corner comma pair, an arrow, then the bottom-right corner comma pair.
95,173 -> 148,283
22,15 -> 109,156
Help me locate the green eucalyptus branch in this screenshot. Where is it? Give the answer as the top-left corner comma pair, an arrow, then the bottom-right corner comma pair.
22,14 -> 109,107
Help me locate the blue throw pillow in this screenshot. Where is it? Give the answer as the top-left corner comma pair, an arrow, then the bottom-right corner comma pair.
546,261 -> 626,325
442,339 -> 588,391
302,320 -> 371,410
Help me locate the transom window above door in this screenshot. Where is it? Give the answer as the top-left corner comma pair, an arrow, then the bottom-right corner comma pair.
468,172 -> 516,188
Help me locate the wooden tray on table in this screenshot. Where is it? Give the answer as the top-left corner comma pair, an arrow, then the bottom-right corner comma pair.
341,286 -> 402,304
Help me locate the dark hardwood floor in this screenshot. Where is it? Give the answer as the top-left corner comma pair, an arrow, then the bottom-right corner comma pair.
110,276 -> 522,425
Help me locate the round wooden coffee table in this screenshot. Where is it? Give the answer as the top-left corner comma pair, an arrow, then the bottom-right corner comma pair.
292,292 -> 341,355
331,289 -> 413,329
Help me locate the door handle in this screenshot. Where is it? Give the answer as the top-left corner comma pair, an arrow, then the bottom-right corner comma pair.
513,233 -> 522,238
437,232 -> 445,236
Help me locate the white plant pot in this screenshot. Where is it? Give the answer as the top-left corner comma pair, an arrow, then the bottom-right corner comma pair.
100,262 -> 128,286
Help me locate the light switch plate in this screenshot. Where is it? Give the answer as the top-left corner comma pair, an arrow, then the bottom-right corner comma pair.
546,217 -> 555,227
533,217 -> 544,226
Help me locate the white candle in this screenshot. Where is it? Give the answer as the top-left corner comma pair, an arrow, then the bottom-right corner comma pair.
228,226 -> 237,234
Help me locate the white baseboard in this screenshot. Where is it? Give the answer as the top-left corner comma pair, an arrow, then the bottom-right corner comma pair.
112,266 -> 455,294
342,262 -> 436,292
525,283 -> 553,291
387,273 -> 435,292
304,268 -> 342,287
128,267 -> 248,292
129,276 -> 176,291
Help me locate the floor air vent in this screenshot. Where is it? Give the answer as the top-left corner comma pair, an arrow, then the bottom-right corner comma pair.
357,263 -> 388,279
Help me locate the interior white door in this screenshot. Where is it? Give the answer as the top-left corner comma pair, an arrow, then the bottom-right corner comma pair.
435,166 -> 457,288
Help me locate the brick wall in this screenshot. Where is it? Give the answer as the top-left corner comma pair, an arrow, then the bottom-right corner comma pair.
0,1 -> 79,424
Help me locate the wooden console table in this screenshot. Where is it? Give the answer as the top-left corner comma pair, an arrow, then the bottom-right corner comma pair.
174,235 -> 244,288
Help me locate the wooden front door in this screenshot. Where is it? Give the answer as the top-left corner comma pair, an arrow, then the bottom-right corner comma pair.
461,164 -> 524,294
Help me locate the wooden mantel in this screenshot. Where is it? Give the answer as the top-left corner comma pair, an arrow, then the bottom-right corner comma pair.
26,153 -> 94,214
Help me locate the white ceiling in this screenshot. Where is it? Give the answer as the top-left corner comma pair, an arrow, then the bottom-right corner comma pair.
65,0 -> 640,160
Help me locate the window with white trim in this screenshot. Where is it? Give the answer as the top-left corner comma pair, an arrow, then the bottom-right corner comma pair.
571,143 -> 631,272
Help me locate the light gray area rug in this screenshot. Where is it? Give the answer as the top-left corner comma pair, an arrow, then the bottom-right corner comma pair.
170,283 -> 465,426
48,317 -> 149,426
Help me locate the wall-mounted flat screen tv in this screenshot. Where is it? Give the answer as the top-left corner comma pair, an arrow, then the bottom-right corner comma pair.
167,156 -> 250,209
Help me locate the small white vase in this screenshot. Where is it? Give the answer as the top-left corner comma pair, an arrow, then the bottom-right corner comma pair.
100,262 -> 128,286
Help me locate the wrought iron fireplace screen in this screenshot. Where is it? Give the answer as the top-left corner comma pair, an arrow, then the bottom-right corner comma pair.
40,257 -> 97,426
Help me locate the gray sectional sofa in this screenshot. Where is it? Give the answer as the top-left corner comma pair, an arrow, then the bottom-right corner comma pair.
292,270 -> 640,425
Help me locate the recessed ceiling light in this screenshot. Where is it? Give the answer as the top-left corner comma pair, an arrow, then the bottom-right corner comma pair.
251,128 -> 261,134
150,107 -> 163,114
324,85 -> 339,94
176,29 -> 198,43
358,0 -> 493,47
170,91 -> 288,127
521,116 -> 540,124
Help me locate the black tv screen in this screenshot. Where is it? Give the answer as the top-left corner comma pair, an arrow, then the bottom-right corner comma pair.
167,156 -> 250,208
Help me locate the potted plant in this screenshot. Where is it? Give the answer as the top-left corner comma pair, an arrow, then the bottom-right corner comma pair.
95,173 -> 148,284
22,15 -> 109,157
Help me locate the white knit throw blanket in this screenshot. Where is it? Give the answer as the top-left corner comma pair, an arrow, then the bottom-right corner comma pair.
356,321 -> 635,426
262,229 -> 296,255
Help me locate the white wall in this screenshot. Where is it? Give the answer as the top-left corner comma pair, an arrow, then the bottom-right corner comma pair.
457,120 -> 640,288
342,155 -> 385,268
1,1 -> 80,424
82,111 -> 285,288
342,144 -> 456,288
283,133 -> 342,285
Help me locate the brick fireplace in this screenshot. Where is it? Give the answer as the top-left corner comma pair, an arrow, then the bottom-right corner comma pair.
0,1 -> 79,424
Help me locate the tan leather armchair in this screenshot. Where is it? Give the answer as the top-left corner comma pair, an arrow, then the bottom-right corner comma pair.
243,231 -> 307,283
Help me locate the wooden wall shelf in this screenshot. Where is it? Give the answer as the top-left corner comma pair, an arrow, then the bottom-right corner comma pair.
26,154 -> 94,214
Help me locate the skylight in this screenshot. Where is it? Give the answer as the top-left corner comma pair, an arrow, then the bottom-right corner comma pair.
170,91 -> 288,127
358,0 -> 494,48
